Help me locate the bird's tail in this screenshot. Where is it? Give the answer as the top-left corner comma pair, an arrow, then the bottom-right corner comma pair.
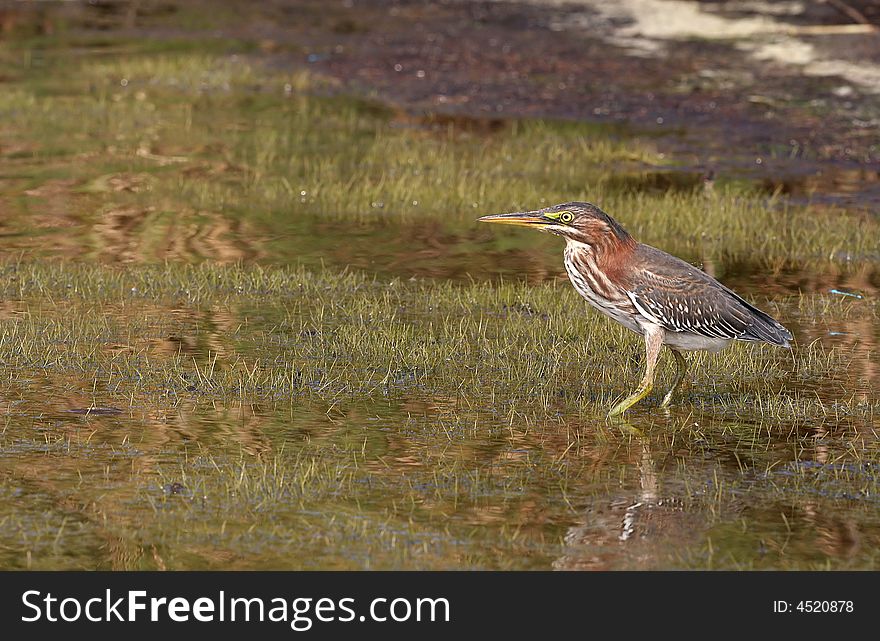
738,299 -> 793,347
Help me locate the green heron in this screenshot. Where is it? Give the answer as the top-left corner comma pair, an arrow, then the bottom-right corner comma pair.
478,202 -> 792,417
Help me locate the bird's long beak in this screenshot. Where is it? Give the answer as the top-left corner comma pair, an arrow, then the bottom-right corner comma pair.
477,211 -> 549,227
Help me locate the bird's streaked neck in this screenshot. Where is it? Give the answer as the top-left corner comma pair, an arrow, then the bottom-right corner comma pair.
563,237 -> 593,254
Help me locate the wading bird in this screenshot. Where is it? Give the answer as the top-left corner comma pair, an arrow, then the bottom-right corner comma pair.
478,202 -> 792,417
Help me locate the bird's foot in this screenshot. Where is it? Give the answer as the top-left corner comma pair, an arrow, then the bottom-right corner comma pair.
608,383 -> 653,419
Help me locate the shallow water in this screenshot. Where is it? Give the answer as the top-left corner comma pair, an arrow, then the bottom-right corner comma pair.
2,176 -> 878,297
2,371 -> 878,570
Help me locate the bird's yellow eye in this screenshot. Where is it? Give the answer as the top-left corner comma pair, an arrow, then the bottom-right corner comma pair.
559,211 -> 574,223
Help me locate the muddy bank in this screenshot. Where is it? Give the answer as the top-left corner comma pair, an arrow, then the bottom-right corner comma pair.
295,0 -> 880,207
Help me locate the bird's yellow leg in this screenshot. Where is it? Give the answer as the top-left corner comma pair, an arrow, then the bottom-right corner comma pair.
609,327 -> 663,418
660,349 -> 688,408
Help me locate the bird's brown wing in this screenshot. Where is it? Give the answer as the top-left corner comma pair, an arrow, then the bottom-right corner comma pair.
626,251 -> 792,347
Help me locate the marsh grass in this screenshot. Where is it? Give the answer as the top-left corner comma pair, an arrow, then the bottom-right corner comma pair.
0,41 -> 878,274
0,261 -> 869,423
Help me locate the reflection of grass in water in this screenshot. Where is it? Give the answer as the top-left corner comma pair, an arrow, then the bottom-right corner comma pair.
672,455 -> 880,570
6,409 -> 879,570
0,41 -> 877,271
134,447 -> 563,570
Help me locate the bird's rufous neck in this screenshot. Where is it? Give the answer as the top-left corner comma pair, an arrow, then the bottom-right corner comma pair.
565,234 -> 637,288
564,232 -> 636,257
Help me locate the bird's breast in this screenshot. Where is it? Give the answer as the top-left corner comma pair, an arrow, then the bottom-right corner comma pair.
563,248 -> 642,335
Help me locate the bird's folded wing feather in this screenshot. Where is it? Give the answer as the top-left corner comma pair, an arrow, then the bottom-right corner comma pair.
626,267 -> 792,346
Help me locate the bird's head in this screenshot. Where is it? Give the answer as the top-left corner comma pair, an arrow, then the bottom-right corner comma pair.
478,201 -> 633,248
